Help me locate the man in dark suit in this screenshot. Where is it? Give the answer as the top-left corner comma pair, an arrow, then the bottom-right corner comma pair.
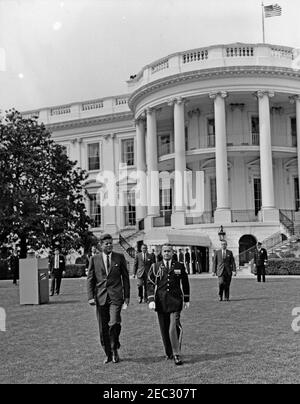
253,242 -> 268,283
185,248 -> 191,274
212,240 -> 236,301
87,234 -> 130,364
49,248 -> 65,296
9,249 -> 19,285
148,244 -> 190,366
133,244 -> 154,303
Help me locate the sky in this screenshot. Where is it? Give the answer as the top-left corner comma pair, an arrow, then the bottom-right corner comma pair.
0,0 -> 299,113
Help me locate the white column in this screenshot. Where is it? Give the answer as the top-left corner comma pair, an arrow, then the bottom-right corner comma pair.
135,117 -> 147,221
290,95 -> 300,222
209,91 -> 231,223
169,97 -> 187,227
146,108 -> 160,217
257,90 -> 278,222
174,97 -> 186,212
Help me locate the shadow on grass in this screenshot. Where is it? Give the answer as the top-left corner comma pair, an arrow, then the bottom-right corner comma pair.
184,351 -> 253,364
230,297 -> 270,302
123,351 -> 253,365
48,300 -> 82,305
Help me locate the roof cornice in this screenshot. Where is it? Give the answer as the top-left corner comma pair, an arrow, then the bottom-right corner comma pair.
128,66 -> 300,112
46,111 -> 134,131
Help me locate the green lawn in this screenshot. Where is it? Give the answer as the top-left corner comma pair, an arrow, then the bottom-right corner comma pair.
1,276 -> 300,384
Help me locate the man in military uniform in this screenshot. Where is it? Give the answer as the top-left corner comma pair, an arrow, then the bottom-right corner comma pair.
253,242 -> 268,283
148,244 -> 190,366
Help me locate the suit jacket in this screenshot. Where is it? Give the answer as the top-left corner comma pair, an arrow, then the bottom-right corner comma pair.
185,252 -> 190,264
213,249 -> 236,277
49,254 -> 65,276
87,251 -> 130,306
148,261 -> 190,313
133,252 -> 154,278
253,248 -> 268,267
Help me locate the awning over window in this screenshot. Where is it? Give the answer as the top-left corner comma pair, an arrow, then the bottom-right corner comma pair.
144,230 -> 211,247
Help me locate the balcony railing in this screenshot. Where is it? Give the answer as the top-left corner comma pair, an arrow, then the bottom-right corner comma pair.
185,211 -> 213,225
128,43 -> 296,93
153,211 -> 172,227
231,210 -> 258,223
158,141 -> 174,157
207,135 -> 215,147
252,133 -> 260,145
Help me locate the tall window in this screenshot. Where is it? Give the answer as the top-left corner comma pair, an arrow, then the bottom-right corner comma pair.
254,178 -> 262,215
88,143 -> 100,171
207,118 -> 215,147
89,193 -> 101,227
124,190 -> 136,226
251,116 -> 260,145
121,139 -> 134,166
160,188 -> 172,225
210,178 -> 217,215
291,117 -> 297,147
185,126 -> 189,151
158,134 -> 171,156
295,178 -> 300,211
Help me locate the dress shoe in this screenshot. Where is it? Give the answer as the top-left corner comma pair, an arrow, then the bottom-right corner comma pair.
225,298 -> 230,302
138,297 -> 142,304
112,350 -> 120,363
103,355 -> 112,364
165,354 -> 174,360
50,292 -> 54,296
219,296 -> 223,301
174,355 -> 183,366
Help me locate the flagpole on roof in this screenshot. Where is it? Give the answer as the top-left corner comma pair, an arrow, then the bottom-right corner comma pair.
261,2 -> 266,43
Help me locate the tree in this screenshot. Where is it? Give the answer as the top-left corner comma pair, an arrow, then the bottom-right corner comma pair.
0,110 -> 92,258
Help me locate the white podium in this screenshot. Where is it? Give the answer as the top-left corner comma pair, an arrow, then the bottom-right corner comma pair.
19,258 -> 49,305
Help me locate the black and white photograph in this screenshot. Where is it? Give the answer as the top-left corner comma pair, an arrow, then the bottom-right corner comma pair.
1,0 -> 300,389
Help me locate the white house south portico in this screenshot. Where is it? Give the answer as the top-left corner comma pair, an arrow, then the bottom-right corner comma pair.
23,43 -> 300,267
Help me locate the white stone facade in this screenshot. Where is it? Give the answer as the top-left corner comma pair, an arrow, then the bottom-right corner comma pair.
23,43 -> 300,268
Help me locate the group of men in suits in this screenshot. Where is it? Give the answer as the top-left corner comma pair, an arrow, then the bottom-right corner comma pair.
87,235 -> 190,366
86,234 -> 268,366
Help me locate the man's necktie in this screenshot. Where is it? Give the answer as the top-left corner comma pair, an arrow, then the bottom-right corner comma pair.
143,254 -> 146,264
166,261 -> 169,271
106,254 -> 110,275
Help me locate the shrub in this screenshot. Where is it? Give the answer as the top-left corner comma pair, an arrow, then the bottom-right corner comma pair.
64,264 -> 86,278
266,259 -> 300,275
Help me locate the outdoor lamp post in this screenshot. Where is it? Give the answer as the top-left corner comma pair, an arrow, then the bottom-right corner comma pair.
218,225 -> 226,241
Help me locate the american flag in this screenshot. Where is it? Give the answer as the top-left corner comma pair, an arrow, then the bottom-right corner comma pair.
264,4 -> 282,18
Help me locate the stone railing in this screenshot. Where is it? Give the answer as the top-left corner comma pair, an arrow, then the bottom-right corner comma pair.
127,43 -> 297,92
225,46 -> 254,57
22,94 -> 132,125
82,100 -> 104,111
182,49 -> 208,64
50,105 -> 71,116
151,58 -> 169,74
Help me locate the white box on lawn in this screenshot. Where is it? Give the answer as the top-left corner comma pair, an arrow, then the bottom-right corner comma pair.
19,258 -> 49,305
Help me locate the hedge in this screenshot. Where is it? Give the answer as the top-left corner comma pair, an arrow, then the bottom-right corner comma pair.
63,264 -> 86,278
265,259 -> 300,275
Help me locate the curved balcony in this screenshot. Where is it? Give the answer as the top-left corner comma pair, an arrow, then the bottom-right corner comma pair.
128,43 -> 298,94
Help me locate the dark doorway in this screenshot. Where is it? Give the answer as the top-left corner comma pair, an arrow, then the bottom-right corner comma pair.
239,235 -> 257,266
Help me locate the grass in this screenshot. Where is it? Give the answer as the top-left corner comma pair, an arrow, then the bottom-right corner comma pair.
1,276 -> 300,384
